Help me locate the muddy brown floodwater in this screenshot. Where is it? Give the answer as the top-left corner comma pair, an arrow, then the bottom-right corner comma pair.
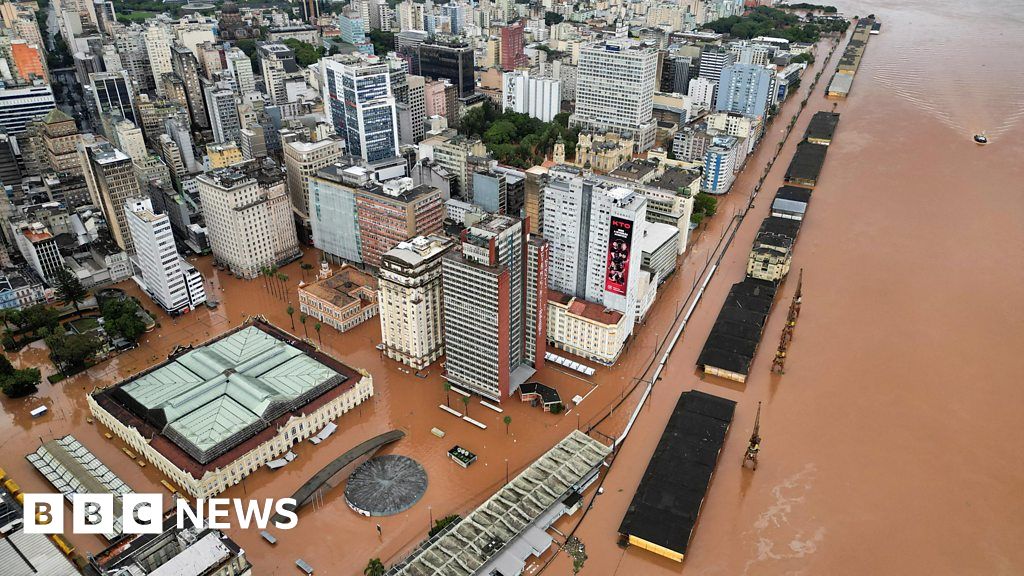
2,1 -> 1022,574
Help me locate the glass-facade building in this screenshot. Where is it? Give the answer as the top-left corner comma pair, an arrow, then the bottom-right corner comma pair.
322,55 -> 399,163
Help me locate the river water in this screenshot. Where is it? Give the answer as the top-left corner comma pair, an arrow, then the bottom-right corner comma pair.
555,1 -> 1024,575
1,1 -> 1021,574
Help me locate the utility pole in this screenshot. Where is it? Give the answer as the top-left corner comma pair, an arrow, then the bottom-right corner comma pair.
772,269 -> 804,374
742,401 -> 762,470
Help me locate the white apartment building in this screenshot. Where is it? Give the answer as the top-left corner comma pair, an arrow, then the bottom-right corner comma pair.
224,47 -> 256,94
542,167 -> 648,331
502,70 -> 561,122
112,120 -> 146,162
204,82 -> 241,145
144,23 -> 173,97
378,235 -> 453,370
570,39 -> 658,151
197,165 -> 300,279
688,77 -> 717,110
126,197 -> 206,314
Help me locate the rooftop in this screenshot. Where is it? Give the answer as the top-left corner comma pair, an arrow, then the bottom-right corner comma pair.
300,265 -> 377,311
93,321 -> 362,475
549,290 -> 625,325
390,430 -> 611,576
805,111 -> 841,141
618,390 -> 735,558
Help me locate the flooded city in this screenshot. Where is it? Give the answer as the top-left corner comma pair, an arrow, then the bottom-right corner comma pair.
2,0 -> 1022,575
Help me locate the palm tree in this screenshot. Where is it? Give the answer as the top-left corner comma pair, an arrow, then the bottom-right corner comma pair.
299,314 -> 308,339
314,322 -> 322,345
300,262 -> 313,281
286,305 -> 295,330
260,266 -> 269,292
503,415 -> 512,435
364,558 -> 385,576
461,395 -> 469,416
443,382 -> 451,407
278,273 -> 288,299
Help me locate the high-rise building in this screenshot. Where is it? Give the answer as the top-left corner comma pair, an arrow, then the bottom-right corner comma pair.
259,42 -> 300,106
309,163 -> 368,264
170,44 -> 209,129
144,23 -> 174,97
224,47 -> 256,95
542,167 -> 648,330
570,39 -> 658,151
397,74 -> 426,144
0,80 -> 54,134
702,135 -> 739,195
688,76 -> 717,110
38,109 -> 82,176
340,10 -> 374,54
418,41 -> 474,97
502,70 -> 560,122
698,45 -> 735,107
499,20 -> 527,70
355,177 -> 444,267
12,222 -> 63,283
441,215 -> 548,400
112,119 -> 146,162
321,55 -> 399,162
300,0 -> 320,23
81,140 -> 142,254
432,133 -> 486,198
283,138 -> 344,226
203,80 -> 242,144
716,63 -> 776,119
90,70 -> 137,125
197,162 -> 301,278
378,235 -> 453,369
126,197 -> 206,313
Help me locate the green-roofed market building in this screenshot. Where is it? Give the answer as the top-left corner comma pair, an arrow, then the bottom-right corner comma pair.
88,319 -> 374,497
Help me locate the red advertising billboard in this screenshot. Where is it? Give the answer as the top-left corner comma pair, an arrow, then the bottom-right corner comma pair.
605,216 -> 633,295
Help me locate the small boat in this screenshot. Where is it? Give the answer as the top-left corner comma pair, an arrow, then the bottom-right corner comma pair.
974,133 -> 988,145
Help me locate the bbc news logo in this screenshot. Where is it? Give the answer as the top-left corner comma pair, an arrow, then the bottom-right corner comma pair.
22,494 -> 299,534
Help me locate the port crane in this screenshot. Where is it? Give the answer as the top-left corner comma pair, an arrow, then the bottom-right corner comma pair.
771,269 -> 803,374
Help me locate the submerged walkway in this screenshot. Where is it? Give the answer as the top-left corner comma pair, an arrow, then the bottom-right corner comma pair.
272,429 -> 405,524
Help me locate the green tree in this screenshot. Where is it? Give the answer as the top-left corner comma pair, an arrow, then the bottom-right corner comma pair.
20,304 -> 60,334
544,11 -> 564,26
364,558 -> 385,576
0,364 -> 40,398
503,415 -> 512,435
101,298 -> 146,342
443,382 -> 451,407
368,30 -> 395,56
564,536 -> 587,574
314,322 -> 322,345
282,38 -> 325,67
46,327 -> 103,372
300,262 -> 313,281
287,305 -> 295,330
691,193 -> 718,225
278,273 -> 289,298
300,313 -> 308,339
53,267 -> 88,315
461,395 -> 469,416
428,514 -> 460,537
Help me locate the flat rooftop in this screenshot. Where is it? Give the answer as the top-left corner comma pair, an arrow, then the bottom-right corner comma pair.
618,390 -> 736,559
300,265 -> 377,311
390,430 -> 611,575
805,111 -> 840,141
785,141 -> 829,184
93,321 -> 361,475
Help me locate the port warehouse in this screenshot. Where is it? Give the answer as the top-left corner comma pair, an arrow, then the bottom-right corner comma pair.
698,112 -> 839,383
618,391 -> 736,562
827,17 -> 877,98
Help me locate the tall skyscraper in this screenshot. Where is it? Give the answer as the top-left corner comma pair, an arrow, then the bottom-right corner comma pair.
321,54 -> 399,162
542,167 -> 649,330
309,163 -> 367,264
502,70 -> 561,122
441,215 -> 548,401
259,43 -> 300,106
378,235 -> 454,369
698,45 -> 736,107
300,0 -> 320,22
144,24 -> 173,97
0,81 -> 54,134
89,71 -> 136,125
81,140 -> 142,254
499,20 -> 526,70
203,80 -> 242,144
171,44 -> 209,129
716,63 -> 776,119
417,40 -> 474,97
570,39 -> 658,151
224,47 -> 256,94
126,197 -> 206,313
